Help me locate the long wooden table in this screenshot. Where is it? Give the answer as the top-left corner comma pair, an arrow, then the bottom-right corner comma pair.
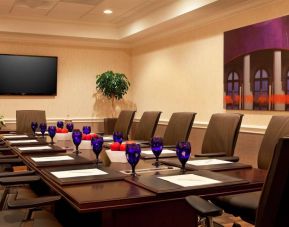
1,136 -> 266,227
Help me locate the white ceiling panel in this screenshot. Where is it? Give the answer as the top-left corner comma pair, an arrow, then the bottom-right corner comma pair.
47,2 -> 94,20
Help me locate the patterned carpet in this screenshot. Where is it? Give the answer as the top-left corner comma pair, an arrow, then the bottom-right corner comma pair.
213,213 -> 254,227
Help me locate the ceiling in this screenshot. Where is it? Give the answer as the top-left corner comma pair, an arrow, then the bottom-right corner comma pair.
0,0 -> 283,45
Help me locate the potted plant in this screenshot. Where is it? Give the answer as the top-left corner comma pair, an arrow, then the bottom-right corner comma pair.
0,115 -> 5,130
96,71 -> 130,133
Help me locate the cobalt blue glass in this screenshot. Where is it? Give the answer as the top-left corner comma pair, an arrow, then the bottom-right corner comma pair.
176,141 -> 191,173
82,126 -> 91,135
72,129 -> 82,155
39,123 -> 47,138
57,121 -> 64,129
151,137 -> 163,167
48,126 -> 56,144
113,131 -> 123,144
66,122 -> 74,132
91,136 -> 104,165
126,143 -> 141,176
31,122 -> 38,136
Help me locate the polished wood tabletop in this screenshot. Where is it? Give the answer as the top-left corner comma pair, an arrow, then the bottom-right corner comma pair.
0,135 -> 267,227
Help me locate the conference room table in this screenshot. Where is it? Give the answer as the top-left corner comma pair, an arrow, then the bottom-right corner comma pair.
0,135 -> 266,227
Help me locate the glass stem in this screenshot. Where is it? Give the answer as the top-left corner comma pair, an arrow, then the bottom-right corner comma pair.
182,164 -> 186,173
76,145 -> 79,155
132,165 -> 136,176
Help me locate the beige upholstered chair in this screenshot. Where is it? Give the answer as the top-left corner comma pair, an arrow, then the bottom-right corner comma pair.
212,115 -> 289,225
133,111 -> 161,142
163,112 -> 196,147
114,110 -> 136,140
195,113 -> 243,161
16,110 -> 46,134
185,136 -> 289,227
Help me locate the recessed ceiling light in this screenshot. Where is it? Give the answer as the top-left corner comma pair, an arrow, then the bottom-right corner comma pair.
103,9 -> 113,14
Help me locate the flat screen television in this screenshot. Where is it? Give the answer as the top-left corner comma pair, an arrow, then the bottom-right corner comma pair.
0,54 -> 58,95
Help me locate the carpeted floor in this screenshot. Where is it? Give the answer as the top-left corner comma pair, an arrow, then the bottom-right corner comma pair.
213,213 -> 254,227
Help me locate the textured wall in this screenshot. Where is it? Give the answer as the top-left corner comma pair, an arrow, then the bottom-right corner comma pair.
0,38 -> 133,123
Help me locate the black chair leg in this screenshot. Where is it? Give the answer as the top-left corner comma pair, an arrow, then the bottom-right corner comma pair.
232,223 -> 241,227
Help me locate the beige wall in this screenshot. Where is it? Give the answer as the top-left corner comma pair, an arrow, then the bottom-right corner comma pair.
2,1 -> 289,132
131,2 -> 289,130
0,38 -> 134,125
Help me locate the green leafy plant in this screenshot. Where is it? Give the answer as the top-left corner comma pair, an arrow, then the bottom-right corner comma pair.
0,115 -> 5,129
96,71 -> 130,100
96,71 -> 130,116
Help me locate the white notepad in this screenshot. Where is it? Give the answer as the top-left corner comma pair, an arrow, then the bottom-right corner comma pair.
141,149 -> 176,155
9,139 -> 38,144
3,135 -> 28,139
18,146 -> 53,151
51,168 -> 108,178
187,159 -> 232,166
103,136 -> 113,141
158,174 -> 221,187
31,156 -> 74,162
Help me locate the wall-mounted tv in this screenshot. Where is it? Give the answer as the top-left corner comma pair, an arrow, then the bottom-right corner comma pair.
0,54 -> 58,96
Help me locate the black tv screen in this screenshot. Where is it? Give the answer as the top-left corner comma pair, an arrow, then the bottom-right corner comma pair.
0,54 -> 57,95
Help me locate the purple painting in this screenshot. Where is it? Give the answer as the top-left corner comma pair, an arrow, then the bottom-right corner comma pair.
224,15 -> 289,111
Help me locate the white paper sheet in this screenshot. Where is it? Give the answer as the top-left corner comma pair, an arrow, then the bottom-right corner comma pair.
31,156 -> 74,162
158,174 -> 221,187
141,149 -> 176,155
18,146 -> 53,151
9,139 -> 38,144
35,132 -> 48,135
103,136 -> 113,141
3,135 -> 28,139
51,168 -> 108,178
187,159 -> 232,166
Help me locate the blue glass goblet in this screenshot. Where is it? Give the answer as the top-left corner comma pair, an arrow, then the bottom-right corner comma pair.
176,141 -> 191,173
31,122 -> 38,136
48,126 -> 56,144
66,122 -> 74,132
72,129 -> 82,155
39,123 -> 47,138
82,126 -> 91,135
91,137 -> 104,165
113,131 -> 123,144
151,137 -> 163,167
57,121 -> 64,129
126,143 -> 141,176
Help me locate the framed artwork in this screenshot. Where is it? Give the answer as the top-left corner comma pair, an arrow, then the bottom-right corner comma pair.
224,15 -> 289,111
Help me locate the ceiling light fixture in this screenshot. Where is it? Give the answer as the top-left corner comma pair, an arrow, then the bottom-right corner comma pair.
103,9 -> 113,14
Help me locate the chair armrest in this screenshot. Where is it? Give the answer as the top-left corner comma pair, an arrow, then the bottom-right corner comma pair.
185,195 -> 223,217
0,158 -> 23,164
0,170 -> 35,178
0,175 -> 40,186
0,147 -> 11,152
0,154 -> 18,159
195,152 -> 227,157
8,195 -> 61,209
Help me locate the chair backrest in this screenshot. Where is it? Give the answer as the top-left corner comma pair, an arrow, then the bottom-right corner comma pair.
114,110 -> 136,140
257,116 -> 289,170
16,110 -> 46,133
255,136 -> 289,227
163,112 -> 196,146
133,111 -> 162,141
201,113 -> 243,156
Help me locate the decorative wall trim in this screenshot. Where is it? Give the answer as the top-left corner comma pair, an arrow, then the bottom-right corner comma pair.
4,117 -> 266,134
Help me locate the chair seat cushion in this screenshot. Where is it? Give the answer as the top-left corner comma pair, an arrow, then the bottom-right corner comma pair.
0,209 -> 62,227
213,191 -> 261,224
